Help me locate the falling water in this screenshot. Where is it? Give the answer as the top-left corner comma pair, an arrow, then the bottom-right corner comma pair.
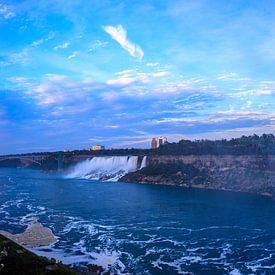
66,156 -> 147,181
140,156 -> 147,169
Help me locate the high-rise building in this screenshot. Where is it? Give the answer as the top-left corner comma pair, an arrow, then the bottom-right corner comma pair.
151,138 -> 158,149
151,137 -> 168,149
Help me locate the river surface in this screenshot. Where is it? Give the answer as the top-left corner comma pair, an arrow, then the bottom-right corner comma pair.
0,168 -> 275,274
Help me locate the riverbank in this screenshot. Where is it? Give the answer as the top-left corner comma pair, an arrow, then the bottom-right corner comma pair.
0,218 -> 57,247
119,155 -> 275,199
0,233 -> 76,274
1,153 -> 275,199
0,219 -> 107,274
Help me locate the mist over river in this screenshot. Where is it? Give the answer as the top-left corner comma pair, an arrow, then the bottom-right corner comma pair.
0,168 -> 275,274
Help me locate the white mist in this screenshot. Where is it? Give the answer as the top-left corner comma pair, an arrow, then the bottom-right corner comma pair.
66,156 -> 146,181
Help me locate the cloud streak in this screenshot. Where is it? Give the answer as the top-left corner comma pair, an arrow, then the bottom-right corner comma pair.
0,3 -> 15,19
32,32 -> 55,47
54,42 -> 70,50
67,51 -> 78,59
103,25 -> 144,60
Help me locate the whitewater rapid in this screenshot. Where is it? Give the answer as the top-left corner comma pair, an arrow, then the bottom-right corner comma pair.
66,156 -> 147,181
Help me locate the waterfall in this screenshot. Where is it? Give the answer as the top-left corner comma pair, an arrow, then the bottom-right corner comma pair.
140,156 -> 147,169
66,156 -> 147,181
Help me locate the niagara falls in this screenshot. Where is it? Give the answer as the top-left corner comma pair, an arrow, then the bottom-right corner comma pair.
66,156 -> 147,181
1,0 -> 275,274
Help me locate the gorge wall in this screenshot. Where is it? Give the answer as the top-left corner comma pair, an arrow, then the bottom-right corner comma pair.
1,154 -> 275,198
119,155 -> 275,198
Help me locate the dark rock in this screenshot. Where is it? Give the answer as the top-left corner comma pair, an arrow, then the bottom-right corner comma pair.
45,264 -> 58,270
120,155 -> 275,199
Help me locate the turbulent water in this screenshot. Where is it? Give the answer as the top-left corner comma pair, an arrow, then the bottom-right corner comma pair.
66,156 -> 146,181
1,168 -> 275,274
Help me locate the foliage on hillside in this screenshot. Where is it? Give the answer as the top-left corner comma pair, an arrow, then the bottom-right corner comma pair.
155,134 -> 275,155
70,134 -> 275,156
2,134 -> 275,157
0,234 -> 76,275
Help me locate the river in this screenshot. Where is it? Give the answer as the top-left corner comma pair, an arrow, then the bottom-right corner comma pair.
0,168 -> 275,274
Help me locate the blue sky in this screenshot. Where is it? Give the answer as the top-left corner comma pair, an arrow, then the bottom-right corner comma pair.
1,0 -> 275,154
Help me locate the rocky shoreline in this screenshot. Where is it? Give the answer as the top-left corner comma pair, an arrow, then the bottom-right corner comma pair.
119,155 -> 275,199
0,233 -> 75,275
1,153 -> 275,199
0,218 -> 57,247
0,219 -> 107,274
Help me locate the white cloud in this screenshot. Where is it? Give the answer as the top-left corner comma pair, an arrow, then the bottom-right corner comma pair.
107,77 -> 137,86
67,51 -> 78,59
101,92 -> 119,102
8,77 -> 29,83
25,75 -> 87,106
54,42 -> 70,50
46,74 -> 68,83
105,125 -> 120,129
0,3 -> 15,19
103,25 -> 144,60
31,32 -> 55,47
107,71 -> 149,86
217,72 -> 250,81
258,102 -> 271,109
88,40 -> 108,52
116,69 -> 136,77
2,32 -> 55,67
146,62 -> 159,67
107,69 -> 170,86
153,71 -> 170,77
9,48 -> 29,65
216,110 -> 263,116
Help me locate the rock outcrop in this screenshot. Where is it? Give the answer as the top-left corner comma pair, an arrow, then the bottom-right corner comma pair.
119,155 -> 275,198
1,153 -> 275,198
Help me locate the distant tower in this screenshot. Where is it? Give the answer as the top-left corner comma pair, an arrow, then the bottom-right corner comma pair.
151,138 -> 158,149
158,137 -> 164,146
151,137 -> 168,149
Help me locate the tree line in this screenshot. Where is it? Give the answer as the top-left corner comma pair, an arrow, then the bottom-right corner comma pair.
3,134 -> 275,157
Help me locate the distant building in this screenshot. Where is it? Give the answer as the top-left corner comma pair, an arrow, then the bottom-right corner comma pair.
151,137 -> 168,149
151,138 -> 158,149
158,136 -> 168,146
91,145 -> 105,151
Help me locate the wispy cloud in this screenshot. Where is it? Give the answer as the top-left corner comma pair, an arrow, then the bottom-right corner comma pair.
88,40 -> 108,52
153,71 -> 170,77
9,48 -> 30,65
0,3 -> 15,19
107,69 -> 170,86
31,32 -> 55,47
146,62 -> 159,67
54,42 -> 70,50
103,25 -> 144,60
217,72 -> 250,81
107,77 -> 137,86
1,32 -> 56,67
67,51 -> 78,59
8,76 -> 29,83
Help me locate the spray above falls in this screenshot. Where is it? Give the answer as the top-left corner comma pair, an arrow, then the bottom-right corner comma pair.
66,156 -> 147,181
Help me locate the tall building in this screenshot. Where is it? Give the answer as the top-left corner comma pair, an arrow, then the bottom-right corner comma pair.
151,138 -> 158,149
151,137 -> 168,149
158,136 -> 168,146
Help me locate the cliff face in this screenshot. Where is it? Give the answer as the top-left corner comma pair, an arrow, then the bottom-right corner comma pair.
119,155 -> 275,198
1,154 -> 275,198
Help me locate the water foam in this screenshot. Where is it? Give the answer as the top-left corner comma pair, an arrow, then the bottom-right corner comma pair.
66,156 -> 146,181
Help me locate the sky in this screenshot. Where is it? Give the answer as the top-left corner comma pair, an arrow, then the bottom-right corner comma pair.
1,0 -> 275,154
